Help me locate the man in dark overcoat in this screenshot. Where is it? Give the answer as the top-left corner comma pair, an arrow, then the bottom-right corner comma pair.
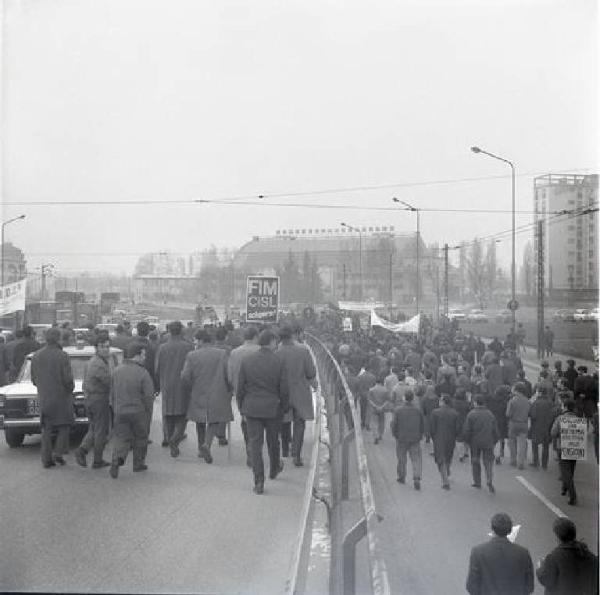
155,321 -> 193,457
529,387 -> 556,470
12,325 -> 40,377
276,324 -> 317,466
463,394 -> 498,492
31,327 -> 75,468
181,329 -> 233,464
429,394 -> 461,490
466,512 -> 534,595
237,329 -> 289,494
536,517 -> 598,594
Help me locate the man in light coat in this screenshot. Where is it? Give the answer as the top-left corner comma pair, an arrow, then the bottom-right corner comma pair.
181,329 -> 233,464
155,321 -> 193,458
506,382 -> 530,470
75,331 -> 112,468
31,327 -> 75,468
466,513 -> 534,595
228,326 -> 260,466
109,342 -> 155,478
276,324 -> 317,466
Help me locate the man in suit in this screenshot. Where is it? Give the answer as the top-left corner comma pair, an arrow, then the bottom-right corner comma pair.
466,512 -> 534,595
237,329 -> 288,495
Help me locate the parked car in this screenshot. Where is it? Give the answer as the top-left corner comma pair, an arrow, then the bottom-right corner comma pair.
0,345 -> 123,448
447,308 -> 466,321
590,308 -> 600,322
466,309 -> 488,323
95,323 -> 119,339
495,309 -> 512,323
553,309 -> 575,322
573,308 -> 593,322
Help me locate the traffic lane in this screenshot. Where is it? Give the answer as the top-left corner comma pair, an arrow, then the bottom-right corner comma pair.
365,432 -> 598,595
0,406 -> 314,595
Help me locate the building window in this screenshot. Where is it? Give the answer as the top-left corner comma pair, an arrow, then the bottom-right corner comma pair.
568,251 -> 575,256
567,238 -> 575,244
590,250 -> 595,258
577,253 -> 582,261
568,199 -> 575,204
568,225 -> 575,231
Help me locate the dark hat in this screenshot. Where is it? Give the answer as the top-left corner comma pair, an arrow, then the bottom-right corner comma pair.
540,360 -> 549,368
513,382 -> 527,395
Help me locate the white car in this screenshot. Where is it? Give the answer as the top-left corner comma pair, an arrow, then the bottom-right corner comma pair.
466,309 -> 489,323
0,346 -> 123,448
590,308 -> 600,322
573,308 -> 592,322
447,308 -> 466,321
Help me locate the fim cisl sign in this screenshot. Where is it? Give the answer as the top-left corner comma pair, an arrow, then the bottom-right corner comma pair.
246,276 -> 280,323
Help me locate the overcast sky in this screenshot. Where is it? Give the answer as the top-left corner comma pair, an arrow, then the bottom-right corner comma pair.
1,0 -> 597,277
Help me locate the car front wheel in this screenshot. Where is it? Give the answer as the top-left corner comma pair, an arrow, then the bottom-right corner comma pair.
4,428 -> 25,448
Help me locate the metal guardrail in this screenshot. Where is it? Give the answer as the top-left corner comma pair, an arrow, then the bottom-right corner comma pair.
305,333 -> 390,595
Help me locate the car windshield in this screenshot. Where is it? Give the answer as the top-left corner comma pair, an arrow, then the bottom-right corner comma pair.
17,353 -> 121,383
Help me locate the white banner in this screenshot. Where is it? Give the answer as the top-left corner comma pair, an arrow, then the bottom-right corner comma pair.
560,417 -> 587,461
338,300 -> 386,312
370,310 -> 420,335
0,279 -> 27,317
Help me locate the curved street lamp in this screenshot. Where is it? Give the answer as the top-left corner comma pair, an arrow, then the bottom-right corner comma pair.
470,146 -> 516,335
340,222 -> 363,301
392,198 -> 420,315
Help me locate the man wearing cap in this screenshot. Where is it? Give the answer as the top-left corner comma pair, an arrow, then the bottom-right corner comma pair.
75,331 -> 112,468
109,342 -> 155,478
564,359 -> 578,392
506,382 -> 530,470
237,329 -> 289,494
466,512 -> 534,595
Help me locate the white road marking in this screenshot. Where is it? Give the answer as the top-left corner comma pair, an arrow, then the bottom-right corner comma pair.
516,475 -> 568,518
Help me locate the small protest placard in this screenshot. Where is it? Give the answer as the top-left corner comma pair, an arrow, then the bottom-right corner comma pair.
560,417 -> 587,461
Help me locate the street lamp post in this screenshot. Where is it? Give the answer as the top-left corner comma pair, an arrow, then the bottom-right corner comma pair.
340,222 -> 363,300
471,146 -> 516,336
1,215 -> 26,291
392,198 -> 420,315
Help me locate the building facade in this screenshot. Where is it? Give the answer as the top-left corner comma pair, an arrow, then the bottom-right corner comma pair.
533,174 -> 598,301
233,227 -> 430,307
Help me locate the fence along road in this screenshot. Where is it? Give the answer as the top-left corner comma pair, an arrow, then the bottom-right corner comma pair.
305,333 -> 391,595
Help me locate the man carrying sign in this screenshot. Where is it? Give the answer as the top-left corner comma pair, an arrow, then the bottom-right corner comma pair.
551,399 -> 583,506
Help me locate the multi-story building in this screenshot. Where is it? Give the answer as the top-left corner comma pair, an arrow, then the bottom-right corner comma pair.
533,173 -> 598,300
233,226 -> 429,306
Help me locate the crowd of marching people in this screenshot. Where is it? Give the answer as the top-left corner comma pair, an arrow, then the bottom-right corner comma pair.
320,321 -> 599,505
0,319 -> 315,495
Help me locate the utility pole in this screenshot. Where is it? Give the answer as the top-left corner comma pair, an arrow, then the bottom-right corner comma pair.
536,220 -> 545,360
389,252 -> 393,318
443,243 -> 449,317
342,264 -> 347,299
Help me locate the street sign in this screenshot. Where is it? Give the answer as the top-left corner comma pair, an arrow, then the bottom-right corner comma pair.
342,317 -> 353,332
246,276 -> 279,323
507,299 -> 519,311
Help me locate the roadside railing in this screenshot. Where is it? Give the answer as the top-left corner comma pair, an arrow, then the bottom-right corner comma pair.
302,333 -> 390,595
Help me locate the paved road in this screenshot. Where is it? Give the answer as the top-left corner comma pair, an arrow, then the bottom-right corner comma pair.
364,349 -> 598,595
0,402 -> 314,595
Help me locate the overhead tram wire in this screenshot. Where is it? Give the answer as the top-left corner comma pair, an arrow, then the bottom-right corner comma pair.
4,166 -> 595,208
